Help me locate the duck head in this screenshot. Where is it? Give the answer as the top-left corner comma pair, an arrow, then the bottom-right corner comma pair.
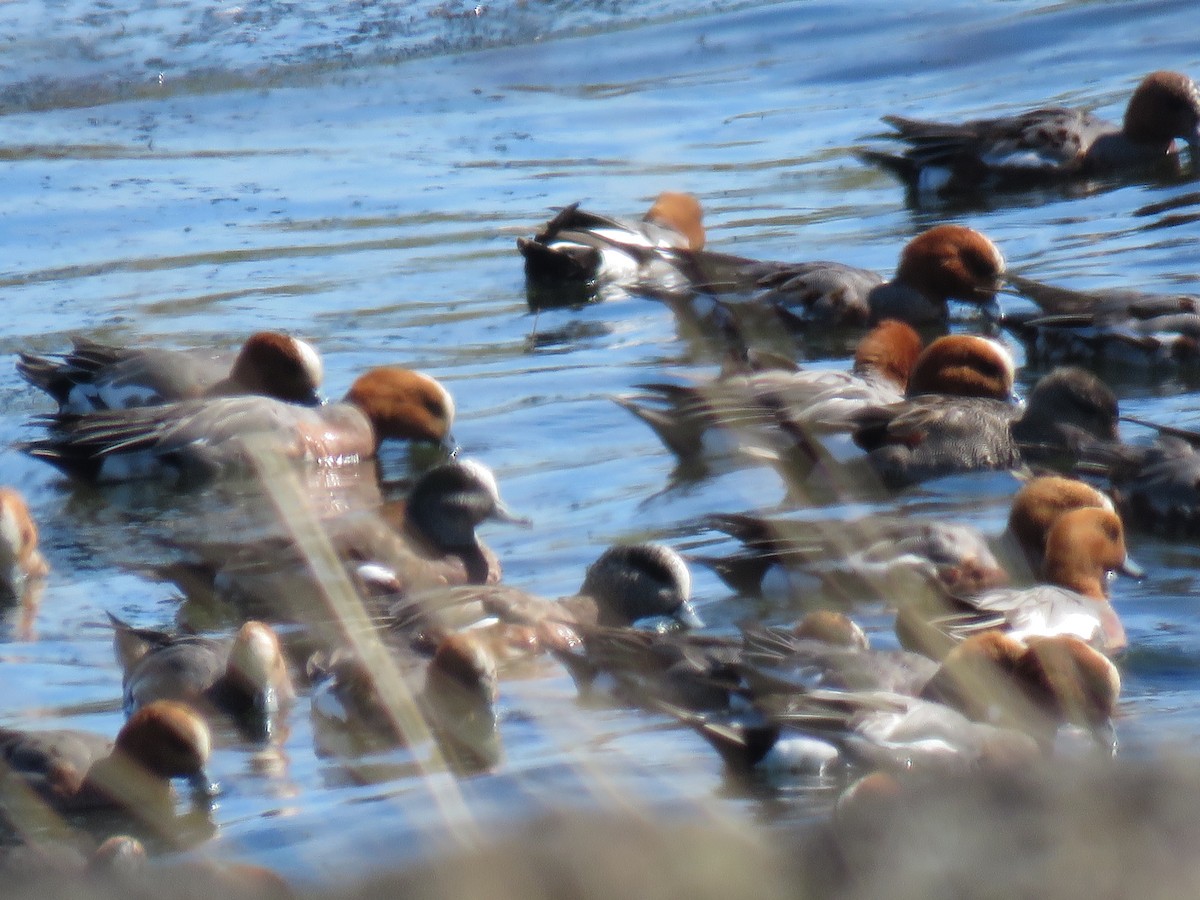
407,459 -> 529,551
224,332 -> 324,406
644,191 -> 705,250
905,334 -> 1016,400
579,542 -> 702,628
1123,70 -> 1200,154
852,319 -> 925,391
1006,476 -> 1113,569
344,367 -> 456,448
895,225 -> 1005,307
1041,507 -> 1141,600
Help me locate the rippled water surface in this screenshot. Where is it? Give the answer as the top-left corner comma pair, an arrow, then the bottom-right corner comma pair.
3,0 -> 1200,885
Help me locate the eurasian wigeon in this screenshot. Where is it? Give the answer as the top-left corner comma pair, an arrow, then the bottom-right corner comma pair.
108,614 -> 294,739
1077,419 -> 1200,535
616,319 -> 924,464
669,689 -> 1039,777
695,510 -> 1007,602
0,700 -> 213,815
518,191 -> 704,301
0,488 -> 49,600
674,224 -> 1005,327
309,632 -> 499,770
920,631 -> 1121,750
420,542 -> 704,642
165,459 -> 524,622
17,332 -> 324,413
852,361 -> 1119,488
996,475 -> 1114,577
1002,272 -> 1200,369
896,507 -> 1140,660
863,70 -> 1200,196
24,366 -> 455,483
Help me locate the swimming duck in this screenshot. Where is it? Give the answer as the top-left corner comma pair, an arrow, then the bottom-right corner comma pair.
862,70 -> 1200,196
108,614 -> 294,739
0,488 -> 49,600
616,319 -> 924,464
0,701 -> 213,815
852,364 -> 1118,488
518,191 -> 704,301
17,332 -> 324,413
920,631 -> 1120,750
25,366 -> 455,483
164,459 -> 525,623
895,507 -> 1140,660
668,689 -> 1039,778
673,224 -> 1005,327
997,475 -> 1114,577
1075,418 -> 1200,536
695,511 -> 1006,601
1001,272 -> 1200,369
414,542 -> 703,637
309,631 -> 499,770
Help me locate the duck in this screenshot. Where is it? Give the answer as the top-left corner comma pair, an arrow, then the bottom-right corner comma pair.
518,192 -> 704,301
895,506 -> 1140,660
0,701 -> 213,816
671,620 -> 1119,775
695,511 -> 1007,603
616,319 -> 924,464
16,332 -> 324,413
669,224 -> 1005,328
0,488 -> 49,600
862,70 -> 1200,196
309,631 -> 499,770
919,631 -> 1121,750
996,475 -> 1114,578
665,688 -> 1040,778
1074,417 -> 1200,536
163,459 -> 526,624
108,614 -> 294,739
851,363 -> 1119,488
408,542 -> 704,639
24,366 -> 455,483
1001,272 -> 1200,369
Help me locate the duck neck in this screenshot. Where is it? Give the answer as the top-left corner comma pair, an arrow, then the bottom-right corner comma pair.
1043,565 -> 1107,600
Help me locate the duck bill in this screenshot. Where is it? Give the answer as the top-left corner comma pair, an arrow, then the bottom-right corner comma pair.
1117,554 -> 1145,580
489,500 -> 532,528
187,770 -> 220,803
673,600 -> 705,629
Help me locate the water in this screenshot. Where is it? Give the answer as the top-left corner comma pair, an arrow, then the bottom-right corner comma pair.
2,0 -> 1199,885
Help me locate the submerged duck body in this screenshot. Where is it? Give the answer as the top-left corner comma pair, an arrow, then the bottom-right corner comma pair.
863,70 -> 1200,197
17,332 -> 325,413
